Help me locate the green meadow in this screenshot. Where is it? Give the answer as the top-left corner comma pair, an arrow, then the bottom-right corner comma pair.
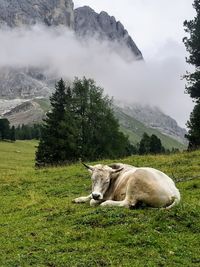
0,141 -> 200,267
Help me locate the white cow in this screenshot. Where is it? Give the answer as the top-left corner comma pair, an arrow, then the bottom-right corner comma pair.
73,163 -> 181,209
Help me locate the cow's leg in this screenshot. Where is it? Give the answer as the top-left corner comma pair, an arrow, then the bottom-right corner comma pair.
100,199 -> 133,208
100,177 -> 139,208
73,194 -> 92,203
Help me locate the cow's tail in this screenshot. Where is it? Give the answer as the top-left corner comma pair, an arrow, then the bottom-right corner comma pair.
165,195 -> 180,210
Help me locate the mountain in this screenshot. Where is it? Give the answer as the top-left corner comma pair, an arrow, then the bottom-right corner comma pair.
116,102 -> 187,145
0,1 -> 186,149
0,0 -> 74,28
0,1 -> 142,99
74,6 -> 143,61
114,106 -> 186,150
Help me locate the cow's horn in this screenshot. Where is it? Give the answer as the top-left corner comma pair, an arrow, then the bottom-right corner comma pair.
113,167 -> 124,173
82,163 -> 94,171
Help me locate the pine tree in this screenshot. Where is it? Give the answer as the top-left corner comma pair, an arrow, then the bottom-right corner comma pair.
139,133 -> 165,155
183,0 -> 200,149
72,77 -> 131,160
139,133 -> 151,155
0,118 -> 10,140
150,134 -> 163,154
10,126 -> 16,142
185,103 -> 200,149
35,79 -> 78,167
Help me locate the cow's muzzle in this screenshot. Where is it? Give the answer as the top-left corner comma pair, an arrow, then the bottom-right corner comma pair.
92,192 -> 101,200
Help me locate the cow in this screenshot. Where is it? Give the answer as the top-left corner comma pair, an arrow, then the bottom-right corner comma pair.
73,163 -> 181,209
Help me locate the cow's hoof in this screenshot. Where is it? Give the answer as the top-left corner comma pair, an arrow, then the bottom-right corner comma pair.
72,198 -> 83,203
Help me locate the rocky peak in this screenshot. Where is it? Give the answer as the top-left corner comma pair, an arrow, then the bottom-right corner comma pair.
74,6 -> 143,60
0,0 -> 74,28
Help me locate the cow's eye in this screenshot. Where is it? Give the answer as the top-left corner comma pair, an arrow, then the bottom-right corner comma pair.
105,180 -> 110,184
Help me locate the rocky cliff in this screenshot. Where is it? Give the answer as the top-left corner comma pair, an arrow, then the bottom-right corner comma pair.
0,0 -> 74,28
74,6 -> 143,60
0,67 -> 55,99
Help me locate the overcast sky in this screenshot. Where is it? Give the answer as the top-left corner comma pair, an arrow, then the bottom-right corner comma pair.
74,0 -> 196,128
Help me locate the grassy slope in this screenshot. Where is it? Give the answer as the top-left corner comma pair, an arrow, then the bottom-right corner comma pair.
115,108 -> 186,150
0,141 -> 200,267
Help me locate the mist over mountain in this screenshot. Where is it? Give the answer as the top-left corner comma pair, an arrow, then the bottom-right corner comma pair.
0,0 -> 187,147
0,0 -> 142,99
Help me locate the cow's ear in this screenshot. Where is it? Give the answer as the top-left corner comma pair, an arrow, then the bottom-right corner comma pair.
82,163 -> 94,172
112,167 -> 124,174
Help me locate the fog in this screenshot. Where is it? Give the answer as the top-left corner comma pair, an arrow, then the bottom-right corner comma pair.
0,26 -> 194,128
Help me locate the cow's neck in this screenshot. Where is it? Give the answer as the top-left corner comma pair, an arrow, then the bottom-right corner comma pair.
104,175 -> 122,200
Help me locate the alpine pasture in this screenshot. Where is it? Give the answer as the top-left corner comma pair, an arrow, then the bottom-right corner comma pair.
0,141 -> 200,266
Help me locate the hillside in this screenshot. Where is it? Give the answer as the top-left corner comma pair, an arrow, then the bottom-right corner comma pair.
1,98 -> 186,150
0,141 -> 199,266
114,106 -> 186,150
116,102 -> 187,145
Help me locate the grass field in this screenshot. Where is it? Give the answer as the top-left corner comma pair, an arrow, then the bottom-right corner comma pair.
0,141 -> 200,267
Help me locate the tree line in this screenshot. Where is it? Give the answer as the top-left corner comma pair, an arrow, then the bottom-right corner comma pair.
0,119 -> 15,141
0,119 -> 41,141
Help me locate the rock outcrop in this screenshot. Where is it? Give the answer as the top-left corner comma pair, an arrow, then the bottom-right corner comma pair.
0,68 -> 54,99
3,100 -> 45,126
0,0 -> 74,28
74,6 -> 143,60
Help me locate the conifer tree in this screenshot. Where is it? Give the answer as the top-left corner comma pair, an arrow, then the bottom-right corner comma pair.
185,103 -> 200,149
10,126 -> 16,142
35,77 -> 132,166
72,77 -> 131,160
183,0 -> 200,149
0,118 -> 10,140
35,79 -> 78,166
150,134 -> 163,154
139,133 -> 151,154
139,133 -> 164,155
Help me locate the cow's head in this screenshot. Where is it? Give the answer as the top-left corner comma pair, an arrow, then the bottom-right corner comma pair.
82,163 -> 123,201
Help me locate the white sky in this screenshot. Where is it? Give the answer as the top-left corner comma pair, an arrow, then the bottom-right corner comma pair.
74,0 -> 196,128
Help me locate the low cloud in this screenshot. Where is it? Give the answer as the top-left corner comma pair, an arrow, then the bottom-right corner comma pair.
0,25 -> 194,127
